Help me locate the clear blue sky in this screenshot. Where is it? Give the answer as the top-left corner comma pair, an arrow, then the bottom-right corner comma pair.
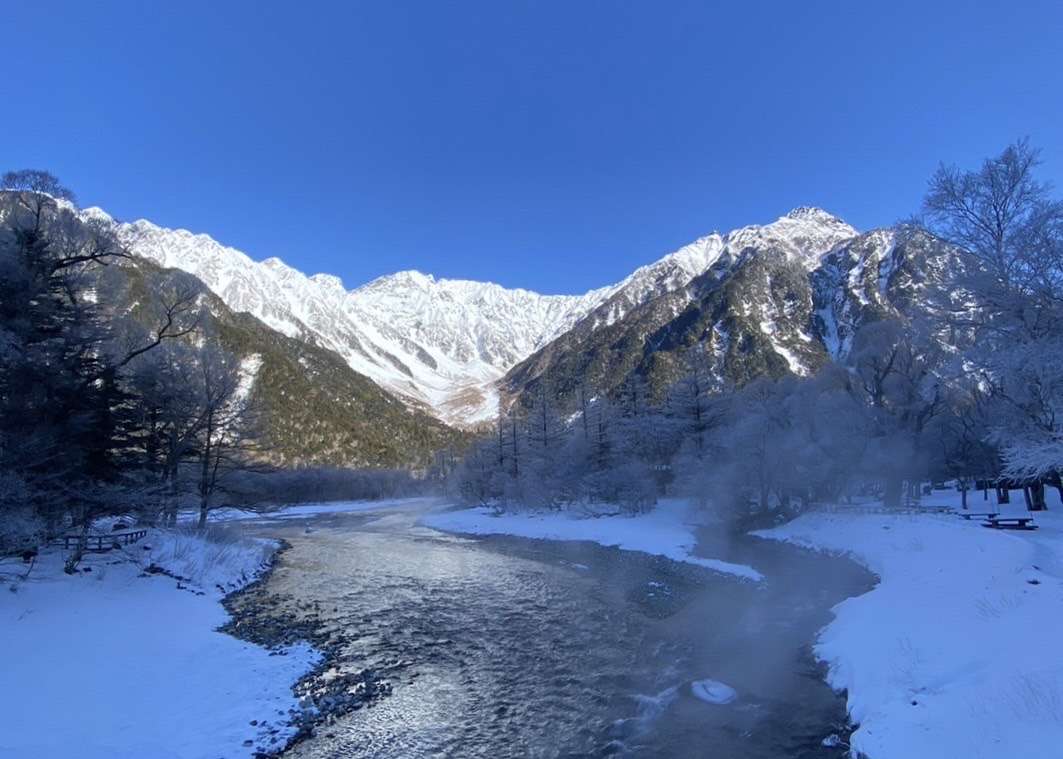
3,1 -> 1061,294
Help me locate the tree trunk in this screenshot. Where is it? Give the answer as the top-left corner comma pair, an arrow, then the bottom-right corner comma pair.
1048,473 -> 1063,505
884,477 -> 902,509
960,486 -> 968,510
166,462 -> 180,526
1029,482 -> 1047,511
996,487 -> 1010,504
1022,487 -> 1032,509
64,521 -> 89,574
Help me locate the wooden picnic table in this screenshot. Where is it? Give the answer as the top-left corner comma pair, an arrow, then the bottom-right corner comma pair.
982,516 -> 1038,531
957,512 -> 999,520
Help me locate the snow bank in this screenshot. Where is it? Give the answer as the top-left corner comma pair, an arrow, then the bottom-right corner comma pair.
0,527 -> 317,759
758,493 -> 1063,759
202,496 -> 430,524
423,500 -> 762,581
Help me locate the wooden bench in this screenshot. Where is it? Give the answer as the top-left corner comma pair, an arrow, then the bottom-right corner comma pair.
982,517 -> 1038,531
59,530 -> 149,552
957,512 -> 999,520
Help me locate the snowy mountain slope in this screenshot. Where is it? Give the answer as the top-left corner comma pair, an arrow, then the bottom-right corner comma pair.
812,226 -> 978,360
503,208 -> 860,405
87,209 -> 618,426
503,213 -> 975,415
71,204 -> 850,426
70,203 -> 923,427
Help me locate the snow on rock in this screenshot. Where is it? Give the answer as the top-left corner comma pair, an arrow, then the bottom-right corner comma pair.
0,528 -> 318,759
757,492 -> 1063,759
106,213 -> 616,426
423,499 -> 763,581
81,204 -> 857,426
690,678 -> 738,705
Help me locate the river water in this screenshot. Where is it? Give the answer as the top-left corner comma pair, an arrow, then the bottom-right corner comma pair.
228,501 -> 872,758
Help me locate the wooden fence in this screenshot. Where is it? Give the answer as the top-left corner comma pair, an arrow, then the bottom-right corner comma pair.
59,530 -> 148,552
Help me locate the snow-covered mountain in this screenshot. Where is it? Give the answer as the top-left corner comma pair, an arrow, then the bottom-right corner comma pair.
501,208 -> 861,405
75,204 -> 861,426
84,209 -> 615,425
503,217 -> 974,414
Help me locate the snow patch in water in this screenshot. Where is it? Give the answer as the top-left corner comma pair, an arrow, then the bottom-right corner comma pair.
691,678 -> 737,705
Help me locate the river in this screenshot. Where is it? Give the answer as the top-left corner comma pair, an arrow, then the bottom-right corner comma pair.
224,500 -> 872,758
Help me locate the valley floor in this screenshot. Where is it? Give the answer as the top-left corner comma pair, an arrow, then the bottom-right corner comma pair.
4,493 -> 1061,759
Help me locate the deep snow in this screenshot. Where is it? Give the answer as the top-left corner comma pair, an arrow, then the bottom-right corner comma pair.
0,528 -> 318,759
422,499 -> 763,581
759,491 -> 1063,759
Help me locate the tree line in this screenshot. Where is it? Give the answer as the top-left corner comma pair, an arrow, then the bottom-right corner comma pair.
452,140 -> 1063,521
0,172 -> 421,565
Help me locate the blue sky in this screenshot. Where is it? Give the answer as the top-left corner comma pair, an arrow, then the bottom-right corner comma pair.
3,1 -> 1061,293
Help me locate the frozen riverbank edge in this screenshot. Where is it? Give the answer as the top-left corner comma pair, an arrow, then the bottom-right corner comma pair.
0,526 -> 319,759
757,492 -> 1063,759
422,499 -> 763,581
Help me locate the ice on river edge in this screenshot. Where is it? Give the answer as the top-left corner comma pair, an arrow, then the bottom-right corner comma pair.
422,499 -> 764,581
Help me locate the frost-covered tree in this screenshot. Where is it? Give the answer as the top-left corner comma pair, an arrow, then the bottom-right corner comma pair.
848,319 -> 946,507
923,138 -> 1063,295
923,141 -> 1063,505
986,338 -> 1063,510
520,383 -> 567,507
191,345 -> 264,528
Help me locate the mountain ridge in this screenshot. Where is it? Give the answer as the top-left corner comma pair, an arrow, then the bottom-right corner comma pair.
73,201 -> 876,426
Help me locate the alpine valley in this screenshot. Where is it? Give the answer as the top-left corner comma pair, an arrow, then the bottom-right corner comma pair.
72,203 -> 968,466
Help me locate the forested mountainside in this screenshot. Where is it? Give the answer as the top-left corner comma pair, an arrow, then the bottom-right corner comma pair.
98,209 -> 615,426
502,220 -> 972,411
31,194 -> 976,437
103,258 -> 468,468
69,204 -> 863,427
0,189 -> 466,469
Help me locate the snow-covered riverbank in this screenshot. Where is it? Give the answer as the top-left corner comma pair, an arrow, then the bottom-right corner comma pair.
0,528 -> 318,759
423,499 -> 763,581
758,493 -> 1063,759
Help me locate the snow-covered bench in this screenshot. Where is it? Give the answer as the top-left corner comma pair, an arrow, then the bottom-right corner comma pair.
982,516 -> 1038,530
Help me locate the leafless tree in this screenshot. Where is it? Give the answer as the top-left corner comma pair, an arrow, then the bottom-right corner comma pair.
922,138 -> 1063,294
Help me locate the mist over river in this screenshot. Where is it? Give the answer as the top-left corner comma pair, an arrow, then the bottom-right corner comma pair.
226,501 -> 872,758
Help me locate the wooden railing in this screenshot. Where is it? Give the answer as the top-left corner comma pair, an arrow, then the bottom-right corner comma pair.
59,530 -> 148,552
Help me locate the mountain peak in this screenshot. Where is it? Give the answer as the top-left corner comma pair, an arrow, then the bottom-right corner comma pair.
783,206 -> 848,226
391,269 -> 436,287
309,272 -> 346,291
80,206 -> 114,224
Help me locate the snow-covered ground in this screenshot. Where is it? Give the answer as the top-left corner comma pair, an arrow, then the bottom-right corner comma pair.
758,490 -> 1063,759
423,500 -> 763,581
202,496 -> 431,524
0,527 -> 318,759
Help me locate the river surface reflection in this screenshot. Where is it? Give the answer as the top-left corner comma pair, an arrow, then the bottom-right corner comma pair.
234,502 -> 871,758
